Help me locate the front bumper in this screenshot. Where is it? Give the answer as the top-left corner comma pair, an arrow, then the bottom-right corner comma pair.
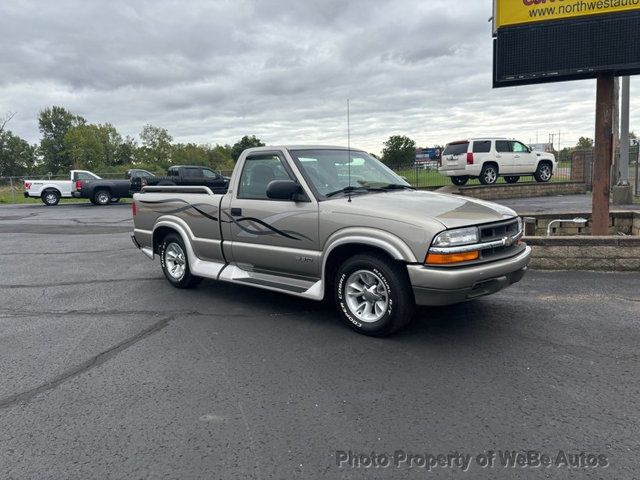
408,246 -> 531,306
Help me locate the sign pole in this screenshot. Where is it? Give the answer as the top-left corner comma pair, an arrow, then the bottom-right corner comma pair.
592,74 -> 615,235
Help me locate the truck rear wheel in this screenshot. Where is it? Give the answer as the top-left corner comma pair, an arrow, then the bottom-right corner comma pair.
94,190 -> 111,206
451,176 -> 469,186
479,164 -> 498,185
159,233 -> 202,289
334,253 -> 414,336
41,190 -> 60,206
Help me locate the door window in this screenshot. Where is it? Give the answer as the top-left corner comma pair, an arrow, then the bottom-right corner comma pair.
202,169 -> 219,179
238,154 -> 294,200
76,172 -> 98,180
472,141 -> 492,153
495,141 -> 511,153
512,142 -> 529,153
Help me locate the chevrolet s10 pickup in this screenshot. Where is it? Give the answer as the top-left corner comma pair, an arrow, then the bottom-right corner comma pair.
131,146 -> 531,336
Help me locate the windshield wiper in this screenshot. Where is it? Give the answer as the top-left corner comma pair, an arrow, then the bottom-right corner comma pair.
377,183 -> 415,190
325,186 -> 369,198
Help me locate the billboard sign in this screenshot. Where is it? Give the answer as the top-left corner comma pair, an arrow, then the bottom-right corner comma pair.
493,2 -> 640,87
495,0 -> 640,29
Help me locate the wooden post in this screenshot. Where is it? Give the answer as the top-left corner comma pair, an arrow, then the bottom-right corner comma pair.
592,74 -> 615,235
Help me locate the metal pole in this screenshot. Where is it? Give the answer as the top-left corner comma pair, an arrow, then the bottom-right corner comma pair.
619,76 -> 630,185
592,74 -> 615,235
9,176 -> 14,203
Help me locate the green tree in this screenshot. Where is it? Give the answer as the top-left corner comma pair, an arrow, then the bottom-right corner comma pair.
115,136 -> 138,166
0,130 -> 36,176
172,143 -> 210,166
64,124 -> 107,171
382,135 -> 416,167
231,135 -> 265,162
38,106 -> 85,173
138,124 -> 173,167
208,144 -> 234,170
576,137 -> 594,149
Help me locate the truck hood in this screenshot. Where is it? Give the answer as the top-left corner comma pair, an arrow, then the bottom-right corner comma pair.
324,190 -> 517,229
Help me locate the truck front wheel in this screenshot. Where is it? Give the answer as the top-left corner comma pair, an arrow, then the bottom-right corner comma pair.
159,233 -> 202,289
334,253 -> 415,336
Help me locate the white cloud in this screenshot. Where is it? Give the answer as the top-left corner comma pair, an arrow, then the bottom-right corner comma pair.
0,0 -> 637,154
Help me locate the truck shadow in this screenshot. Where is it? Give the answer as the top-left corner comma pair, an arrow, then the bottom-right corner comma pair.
197,279 -> 507,344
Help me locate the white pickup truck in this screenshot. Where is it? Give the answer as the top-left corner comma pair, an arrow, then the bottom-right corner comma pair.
23,170 -> 100,206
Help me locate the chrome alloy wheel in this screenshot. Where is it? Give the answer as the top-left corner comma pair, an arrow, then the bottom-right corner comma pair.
44,192 -> 57,204
96,191 -> 111,205
539,164 -> 551,181
483,167 -> 497,184
165,243 -> 187,280
344,269 -> 390,323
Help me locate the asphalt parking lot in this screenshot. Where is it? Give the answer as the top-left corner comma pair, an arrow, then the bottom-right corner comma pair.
1,202 -> 639,479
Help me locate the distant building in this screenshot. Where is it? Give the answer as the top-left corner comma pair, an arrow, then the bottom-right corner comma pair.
528,143 -> 555,153
414,147 -> 441,170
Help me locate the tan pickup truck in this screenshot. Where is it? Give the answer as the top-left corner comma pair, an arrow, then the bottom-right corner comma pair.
131,146 -> 530,336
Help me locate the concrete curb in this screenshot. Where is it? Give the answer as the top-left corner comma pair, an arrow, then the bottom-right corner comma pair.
438,182 -> 587,200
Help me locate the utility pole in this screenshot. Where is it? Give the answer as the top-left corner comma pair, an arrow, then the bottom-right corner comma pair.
619,76 -> 630,185
612,76 -> 633,204
592,74 -> 615,235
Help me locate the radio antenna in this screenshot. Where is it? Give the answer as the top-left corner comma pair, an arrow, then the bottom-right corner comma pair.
347,99 -> 352,202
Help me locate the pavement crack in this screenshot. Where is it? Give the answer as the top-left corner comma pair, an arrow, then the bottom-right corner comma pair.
0,277 -> 164,289
0,248 -> 129,256
0,315 -> 174,410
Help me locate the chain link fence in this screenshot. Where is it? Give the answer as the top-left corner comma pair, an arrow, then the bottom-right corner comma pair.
386,156 -> 575,189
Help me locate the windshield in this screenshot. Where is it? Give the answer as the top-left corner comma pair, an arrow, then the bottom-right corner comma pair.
289,149 -> 410,199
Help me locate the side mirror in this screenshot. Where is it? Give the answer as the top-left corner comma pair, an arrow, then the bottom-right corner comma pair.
266,180 -> 303,200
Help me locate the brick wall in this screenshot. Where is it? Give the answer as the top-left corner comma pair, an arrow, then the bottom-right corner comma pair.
525,236 -> 640,271
457,182 -> 586,201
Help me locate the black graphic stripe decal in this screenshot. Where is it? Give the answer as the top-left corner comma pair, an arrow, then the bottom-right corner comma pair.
139,198 -> 311,242
221,211 -> 312,242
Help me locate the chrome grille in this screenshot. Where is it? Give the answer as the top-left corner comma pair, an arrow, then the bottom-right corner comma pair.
480,219 -> 519,243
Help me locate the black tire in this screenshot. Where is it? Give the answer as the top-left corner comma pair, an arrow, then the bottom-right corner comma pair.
159,233 -> 202,289
41,190 -> 60,206
334,252 -> 415,337
451,176 -> 469,186
533,162 -> 552,183
504,176 -> 520,184
479,164 -> 498,185
93,190 -> 112,206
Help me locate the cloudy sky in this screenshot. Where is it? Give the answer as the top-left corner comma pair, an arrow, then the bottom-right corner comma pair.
1,0 -> 638,154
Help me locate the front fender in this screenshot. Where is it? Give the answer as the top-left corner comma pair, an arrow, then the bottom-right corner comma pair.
321,227 -> 418,268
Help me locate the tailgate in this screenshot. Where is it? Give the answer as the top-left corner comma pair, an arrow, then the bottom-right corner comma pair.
440,142 -> 469,171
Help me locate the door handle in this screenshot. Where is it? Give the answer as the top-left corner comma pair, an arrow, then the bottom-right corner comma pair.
230,207 -> 242,217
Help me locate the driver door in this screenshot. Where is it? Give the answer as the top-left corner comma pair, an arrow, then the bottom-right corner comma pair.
224,152 -> 320,279
512,141 -> 535,173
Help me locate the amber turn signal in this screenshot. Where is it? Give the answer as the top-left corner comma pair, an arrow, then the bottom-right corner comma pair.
425,250 -> 480,265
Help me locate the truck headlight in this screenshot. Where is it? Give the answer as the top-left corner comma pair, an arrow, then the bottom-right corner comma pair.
431,226 -> 479,247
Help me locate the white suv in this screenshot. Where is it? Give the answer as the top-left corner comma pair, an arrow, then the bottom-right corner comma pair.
438,138 -> 557,186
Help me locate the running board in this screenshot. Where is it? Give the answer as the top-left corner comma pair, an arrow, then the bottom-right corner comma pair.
217,265 -> 323,300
